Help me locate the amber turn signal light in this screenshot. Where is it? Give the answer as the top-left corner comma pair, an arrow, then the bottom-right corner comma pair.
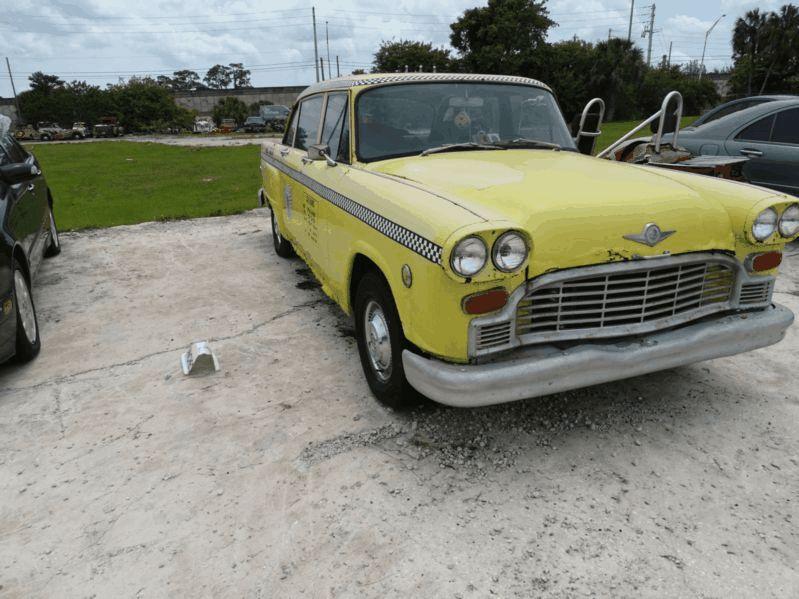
462,288 -> 509,315
748,251 -> 782,272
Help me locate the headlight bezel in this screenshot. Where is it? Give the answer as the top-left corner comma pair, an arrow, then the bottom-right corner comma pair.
778,203 -> 799,238
752,207 -> 778,242
491,230 -> 529,273
450,235 -> 488,277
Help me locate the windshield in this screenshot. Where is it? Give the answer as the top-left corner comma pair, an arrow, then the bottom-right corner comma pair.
355,82 -> 575,161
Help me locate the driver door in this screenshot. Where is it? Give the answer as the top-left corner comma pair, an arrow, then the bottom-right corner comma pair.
279,94 -> 324,262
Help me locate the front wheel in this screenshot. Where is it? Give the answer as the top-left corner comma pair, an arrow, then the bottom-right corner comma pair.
270,209 -> 294,258
354,271 -> 417,409
12,262 -> 41,363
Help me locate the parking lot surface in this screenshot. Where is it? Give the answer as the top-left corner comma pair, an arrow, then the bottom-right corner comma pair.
1,212 -> 797,598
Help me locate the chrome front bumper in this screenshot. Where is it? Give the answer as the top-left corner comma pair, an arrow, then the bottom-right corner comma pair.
403,304 -> 794,408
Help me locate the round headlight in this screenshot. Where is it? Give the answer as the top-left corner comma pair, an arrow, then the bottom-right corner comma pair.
752,207 -> 778,241
779,204 -> 799,238
451,236 -> 487,277
492,231 -> 528,272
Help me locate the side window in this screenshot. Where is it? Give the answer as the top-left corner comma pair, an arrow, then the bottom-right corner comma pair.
771,108 -> 799,145
736,114 -> 775,142
321,93 -> 348,162
282,107 -> 298,146
295,95 -> 324,151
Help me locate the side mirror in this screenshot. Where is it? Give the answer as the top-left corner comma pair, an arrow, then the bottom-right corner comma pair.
307,143 -> 337,167
0,163 -> 40,185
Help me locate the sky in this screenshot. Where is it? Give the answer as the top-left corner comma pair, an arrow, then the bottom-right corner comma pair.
0,0 -> 789,96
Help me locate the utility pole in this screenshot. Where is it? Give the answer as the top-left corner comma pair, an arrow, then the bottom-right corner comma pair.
320,57 -> 325,81
608,28 -> 612,41
5,57 -> 22,125
325,21 -> 332,79
646,4 -> 655,67
699,14 -> 725,80
627,0 -> 635,41
667,41 -> 673,67
336,56 -> 340,77
312,7 -> 320,83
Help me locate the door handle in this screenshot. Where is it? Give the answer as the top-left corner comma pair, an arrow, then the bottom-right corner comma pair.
301,157 -> 313,165
27,183 -> 35,192
740,148 -> 763,157
279,148 -> 290,157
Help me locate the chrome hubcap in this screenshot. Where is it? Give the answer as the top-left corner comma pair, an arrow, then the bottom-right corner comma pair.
272,211 -> 282,245
49,210 -> 59,247
364,300 -> 392,382
14,271 -> 36,343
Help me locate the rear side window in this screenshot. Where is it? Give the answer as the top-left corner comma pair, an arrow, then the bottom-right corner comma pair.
771,108 -> 799,144
294,95 -> 324,151
321,93 -> 348,163
736,114 -> 775,142
282,108 -> 298,146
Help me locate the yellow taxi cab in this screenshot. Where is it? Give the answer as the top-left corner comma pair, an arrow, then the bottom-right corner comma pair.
258,73 -> 797,408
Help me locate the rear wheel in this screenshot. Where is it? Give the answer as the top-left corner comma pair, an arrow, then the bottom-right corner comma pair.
40,134 -> 51,142
271,209 -> 294,258
354,271 -> 417,409
12,262 -> 41,363
45,204 -> 61,257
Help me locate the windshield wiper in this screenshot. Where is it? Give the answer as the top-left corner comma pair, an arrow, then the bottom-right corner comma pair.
420,142 -> 505,157
492,138 -> 561,150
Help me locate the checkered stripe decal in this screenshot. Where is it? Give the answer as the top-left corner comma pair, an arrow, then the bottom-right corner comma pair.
262,153 -> 443,264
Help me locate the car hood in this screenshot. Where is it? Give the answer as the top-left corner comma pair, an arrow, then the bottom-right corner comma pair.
366,149 -> 750,268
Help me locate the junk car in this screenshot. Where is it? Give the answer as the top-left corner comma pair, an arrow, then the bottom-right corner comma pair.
258,73 -> 797,408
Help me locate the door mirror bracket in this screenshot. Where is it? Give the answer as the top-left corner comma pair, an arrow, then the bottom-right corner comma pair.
307,144 -> 337,167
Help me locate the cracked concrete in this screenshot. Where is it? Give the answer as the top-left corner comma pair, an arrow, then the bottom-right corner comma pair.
0,214 -> 797,598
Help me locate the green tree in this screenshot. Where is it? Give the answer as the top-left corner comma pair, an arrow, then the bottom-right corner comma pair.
640,65 -> 718,117
204,64 -> 232,89
372,40 -> 453,73
229,63 -> 252,88
28,72 -> 64,95
172,69 -> 202,91
586,38 -> 646,120
212,96 -> 249,126
541,39 -> 596,124
107,77 -> 194,131
449,0 -> 554,76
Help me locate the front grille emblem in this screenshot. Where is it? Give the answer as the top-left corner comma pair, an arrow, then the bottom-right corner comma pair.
623,223 -> 675,247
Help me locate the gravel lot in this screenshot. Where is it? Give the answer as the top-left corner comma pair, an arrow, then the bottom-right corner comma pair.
1,212 -> 797,598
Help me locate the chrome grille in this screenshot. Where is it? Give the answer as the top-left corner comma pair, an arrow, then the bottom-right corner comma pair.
739,280 -> 774,305
516,261 -> 735,340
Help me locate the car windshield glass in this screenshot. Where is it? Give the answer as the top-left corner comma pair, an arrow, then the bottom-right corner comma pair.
355,82 -> 575,161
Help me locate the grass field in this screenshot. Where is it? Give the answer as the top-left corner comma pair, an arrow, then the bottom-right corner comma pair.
596,115 -> 698,152
30,141 -> 262,230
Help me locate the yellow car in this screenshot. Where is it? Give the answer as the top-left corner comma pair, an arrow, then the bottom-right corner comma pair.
259,73 -> 797,408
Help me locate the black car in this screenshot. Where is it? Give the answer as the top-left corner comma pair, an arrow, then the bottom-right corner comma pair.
0,116 -> 60,364
242,116 -> 267,133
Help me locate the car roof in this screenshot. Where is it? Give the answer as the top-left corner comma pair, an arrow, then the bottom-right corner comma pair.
296,72 -> 553,101
686,98 -> 799,134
